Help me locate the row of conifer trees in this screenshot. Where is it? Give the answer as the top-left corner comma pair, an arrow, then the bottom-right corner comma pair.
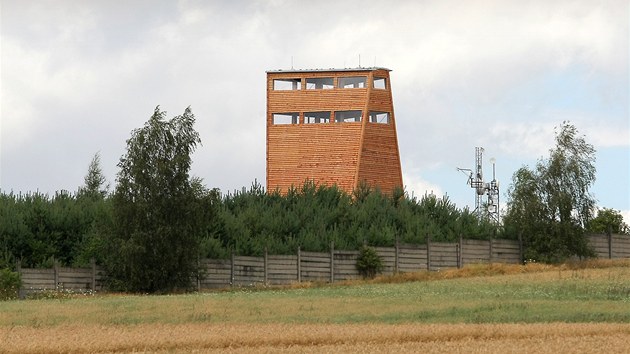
0,181 -> 500,270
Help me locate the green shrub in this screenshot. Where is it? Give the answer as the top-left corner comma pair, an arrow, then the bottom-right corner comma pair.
356,246 -> 384,279
0,268 -> 21,301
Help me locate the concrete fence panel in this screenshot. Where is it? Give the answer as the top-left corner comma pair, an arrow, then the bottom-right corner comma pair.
492,239 -> 521,264
429,242 -> 459,270
20,268 -> 56,291
233,256 -> 265,286
267,255 -> 298,285
374,247 -> 397,274
200,259 -> 231,289
397,244 -> 427,273
333,250 -> 360,281
612,235 -> 630,258
461,239 -> 491,265
18,235 -> 629,293
300,251 -> 331,282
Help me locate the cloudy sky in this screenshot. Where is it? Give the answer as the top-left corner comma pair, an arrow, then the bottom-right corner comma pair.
1,0 -> 628,222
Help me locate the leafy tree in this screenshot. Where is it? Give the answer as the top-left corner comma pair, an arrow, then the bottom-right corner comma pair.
504,122 -> 596,262
105,106 -> 206,292
588,208 -> 629,235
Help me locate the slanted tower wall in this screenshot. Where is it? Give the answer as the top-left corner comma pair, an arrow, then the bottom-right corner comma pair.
266,67 -> 402,194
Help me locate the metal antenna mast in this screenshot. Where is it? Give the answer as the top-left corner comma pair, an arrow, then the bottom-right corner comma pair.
457,147 -> 500,223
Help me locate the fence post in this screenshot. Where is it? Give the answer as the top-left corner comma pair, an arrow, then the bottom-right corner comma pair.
457,234 -> 463,269
196,256 -> 201,292
518,231 -> 524,263
426,233 -> 431,271
90,258 -> 97,291
607,225 -> 613,259
16,259 -> 24,299
395,237 -> 399,274
297,246 -> 301,283
230,252 -> 235,287
54,258 -> 60,290
330,241 -> 335,283
264,248 -> 268,286
489,239 -> 494,264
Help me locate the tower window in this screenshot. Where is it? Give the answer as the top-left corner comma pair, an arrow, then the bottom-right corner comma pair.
305,111 -> 331,124
273,78 -> 301,90
273,113 -> 299,125
369,111 -> 390,124
335,110 -> 362,123
373,77 -> 387,89
338,76 -> 367,88
306,78 -> 334,89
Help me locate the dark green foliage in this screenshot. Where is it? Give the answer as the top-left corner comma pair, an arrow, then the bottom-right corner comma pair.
0,150 -> 112,269
1,178 -> 499,270
504,122 -> 596,262
105,106 -> 207,293
356,246 -> 384,279
0,191 -> 107,268
210,181 -> 498,256
0,111 -> 500,280
588,208 -> 629,235
0,268 -> 21,301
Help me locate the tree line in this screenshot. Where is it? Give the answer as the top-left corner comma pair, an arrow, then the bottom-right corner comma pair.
0,178 -> 497,268
1,108 -> 627,293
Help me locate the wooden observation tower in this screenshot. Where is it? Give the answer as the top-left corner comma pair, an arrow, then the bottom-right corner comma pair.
266,67 -> 403,195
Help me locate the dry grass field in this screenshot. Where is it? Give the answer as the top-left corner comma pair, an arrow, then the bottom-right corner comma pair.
1,261 -> 629,353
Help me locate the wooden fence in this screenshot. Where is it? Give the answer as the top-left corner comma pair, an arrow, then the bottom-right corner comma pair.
17,234 -> 629,293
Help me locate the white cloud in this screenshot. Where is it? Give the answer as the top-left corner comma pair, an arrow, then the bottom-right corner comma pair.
403,174 -> 444,200
1,0 -> 627,214
487,121 -> 556,159
582,121 -> 630,149
402,159 -> 444,199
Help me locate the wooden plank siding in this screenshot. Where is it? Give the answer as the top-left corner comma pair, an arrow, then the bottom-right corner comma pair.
266,68 -> 403,195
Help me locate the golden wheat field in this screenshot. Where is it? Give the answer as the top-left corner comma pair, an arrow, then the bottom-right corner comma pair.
2,261 -> 629,353
2,323 -> 630,353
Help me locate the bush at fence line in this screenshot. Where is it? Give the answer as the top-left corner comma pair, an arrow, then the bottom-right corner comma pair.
356,246 -> 384,279
0,268 -> 21,301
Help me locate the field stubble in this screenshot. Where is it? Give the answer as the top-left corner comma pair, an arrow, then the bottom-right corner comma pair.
2,323 -> 630,353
